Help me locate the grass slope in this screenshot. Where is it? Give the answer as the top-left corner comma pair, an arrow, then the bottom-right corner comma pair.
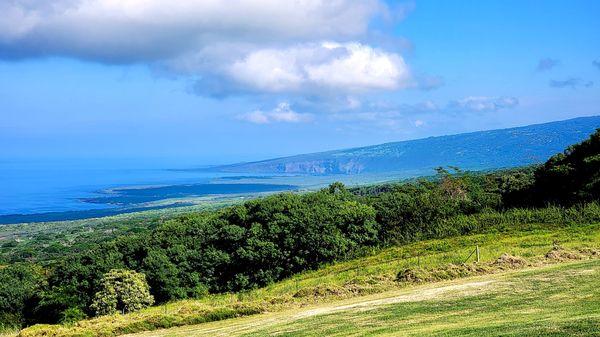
19,223 -> 600,337
133,260 -> 599,337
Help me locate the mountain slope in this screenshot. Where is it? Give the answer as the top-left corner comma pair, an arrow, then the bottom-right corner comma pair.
212,116 -> 600,174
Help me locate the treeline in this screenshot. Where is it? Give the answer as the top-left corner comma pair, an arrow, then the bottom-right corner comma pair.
1,129 -> 599,329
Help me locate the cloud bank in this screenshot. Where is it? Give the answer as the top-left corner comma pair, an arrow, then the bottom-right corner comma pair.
449,96 -> 519,112
0,0 -> 416,97
0,0 -> 382,61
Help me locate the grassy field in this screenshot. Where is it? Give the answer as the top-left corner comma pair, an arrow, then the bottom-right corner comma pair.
127,260 -> 599,337
18,223 -> 600,337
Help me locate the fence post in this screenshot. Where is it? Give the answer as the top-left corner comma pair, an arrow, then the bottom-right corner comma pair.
476,245 -> 480,263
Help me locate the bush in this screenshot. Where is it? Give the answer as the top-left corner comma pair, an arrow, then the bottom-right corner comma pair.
90,269 -> 154,316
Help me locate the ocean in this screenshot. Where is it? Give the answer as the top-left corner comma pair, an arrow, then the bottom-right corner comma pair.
0,159 -> 295,222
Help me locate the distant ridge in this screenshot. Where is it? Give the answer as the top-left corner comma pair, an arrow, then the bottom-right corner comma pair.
211,116 -> 600,174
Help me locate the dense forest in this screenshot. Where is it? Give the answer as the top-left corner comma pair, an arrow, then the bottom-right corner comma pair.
1,129 -> 599,329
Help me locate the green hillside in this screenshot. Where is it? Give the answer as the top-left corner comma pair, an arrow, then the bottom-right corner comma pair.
17,223 -> 600,337
125,260 -> 600,337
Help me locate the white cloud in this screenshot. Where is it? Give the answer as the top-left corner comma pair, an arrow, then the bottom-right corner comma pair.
238,102 -> 313,124
0,1 -> 418,98
305,42 -> 409,91
449,96 -> 519,112
227,42 -> 410,94
239,111 -> 271,124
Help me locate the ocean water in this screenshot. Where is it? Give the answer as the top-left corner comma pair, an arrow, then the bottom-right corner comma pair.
0,159 -> 287,217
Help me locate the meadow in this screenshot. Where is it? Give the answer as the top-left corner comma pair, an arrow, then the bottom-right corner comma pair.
141,260 -> 598,337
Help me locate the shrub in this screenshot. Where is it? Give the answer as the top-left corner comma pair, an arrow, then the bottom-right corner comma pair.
90,269 -> 154,316
59,308 -> 87,325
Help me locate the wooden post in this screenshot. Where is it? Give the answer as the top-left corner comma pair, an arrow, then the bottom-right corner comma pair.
476,245 -> 480,263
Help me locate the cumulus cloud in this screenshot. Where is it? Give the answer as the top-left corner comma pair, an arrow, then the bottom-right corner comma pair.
549,78 -> 594,89
536,58 -> 560,72
237,102 -> 313,124
449,96 -> 519,112
225,42 -> 411,94
0,0 -> 418,98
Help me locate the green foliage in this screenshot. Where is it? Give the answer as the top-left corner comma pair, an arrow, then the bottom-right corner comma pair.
0,263 -> 46,328
59,308 -> 86,325
369,168 -> 501,243
531,129 -> 600,205
91,269 -> 154,316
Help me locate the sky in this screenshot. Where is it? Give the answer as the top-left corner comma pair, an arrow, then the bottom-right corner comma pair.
1,0 -> 599,167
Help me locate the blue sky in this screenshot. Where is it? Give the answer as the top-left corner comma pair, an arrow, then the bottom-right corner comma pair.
1,0 -> 599,167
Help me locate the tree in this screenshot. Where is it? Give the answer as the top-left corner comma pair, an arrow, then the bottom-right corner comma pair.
0,263 -> 46,328
531,129 -> 600,205
90,269 -> 154,316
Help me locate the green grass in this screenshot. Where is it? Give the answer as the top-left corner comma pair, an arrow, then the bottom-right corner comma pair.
237,260 -> 600,337
18,223 -> 600,337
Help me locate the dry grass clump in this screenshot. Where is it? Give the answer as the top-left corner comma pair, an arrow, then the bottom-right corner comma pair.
493,253 -> 529,269
395,246 -> 600,287
545,245 -> 583,261
292,281 -> 382,299
396,251 -> 539,284
293,284 -> 350,299
396,263 -> 490,284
